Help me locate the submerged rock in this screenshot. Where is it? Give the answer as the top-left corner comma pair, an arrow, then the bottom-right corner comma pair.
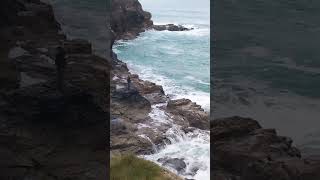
158,157 -> 187,173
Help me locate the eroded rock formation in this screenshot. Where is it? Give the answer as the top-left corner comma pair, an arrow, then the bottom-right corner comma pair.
212,116 -> 320,180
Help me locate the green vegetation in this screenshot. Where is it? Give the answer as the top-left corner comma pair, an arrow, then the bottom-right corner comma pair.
110,154 -> 180,180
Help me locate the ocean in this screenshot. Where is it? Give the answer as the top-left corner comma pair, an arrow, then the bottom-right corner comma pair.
113,7 -> 210,110
51,0 -> 211,179
213,0 -> 320,155
113,3 -> 211,179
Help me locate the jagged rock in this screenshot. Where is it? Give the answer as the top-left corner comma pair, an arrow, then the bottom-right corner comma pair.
153,24 -> 192,31
130,74 -> 167,104
212,116 -> 320,180
166,99 -> 209,130
111,0 -> 153,39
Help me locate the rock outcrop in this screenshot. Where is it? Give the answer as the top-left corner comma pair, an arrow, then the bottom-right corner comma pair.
153,24 -> 193,31
212,116 -> 320,180
166,99 -> 209,130
111,0 -> 153,40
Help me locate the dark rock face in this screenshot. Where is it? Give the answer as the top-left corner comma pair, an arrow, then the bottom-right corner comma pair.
153,24 -> 193,31
111,0 -> 153,40
166,99 -> 209,130
212,116 -> 320,180
0,0 -> 25,27
0,0 -> 110,179
111,86 -> 151,120
63,39 -> 92,54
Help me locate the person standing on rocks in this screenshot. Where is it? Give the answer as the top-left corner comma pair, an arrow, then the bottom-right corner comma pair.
127,76 -> 131,90
55,46 -> 66,92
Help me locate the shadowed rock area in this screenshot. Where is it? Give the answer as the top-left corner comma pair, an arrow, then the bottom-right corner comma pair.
212,117 -> 320,180
0,0 -> 110,179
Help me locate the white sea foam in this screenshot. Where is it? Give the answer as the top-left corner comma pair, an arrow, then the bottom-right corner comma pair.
139,105 -> 210,180
113,7 -> 210,177
123,63 -> 210,111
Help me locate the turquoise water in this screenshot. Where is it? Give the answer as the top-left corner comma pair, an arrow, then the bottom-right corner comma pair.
51,1 -> 211,178
113,5 -> 211,179
114,7 -> 210,109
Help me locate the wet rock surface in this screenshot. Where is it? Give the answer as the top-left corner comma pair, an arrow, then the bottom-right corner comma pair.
153,24 -> 193,31
158,157 -> 187,173
212,116 -> 320,180
166,99 -> 210,130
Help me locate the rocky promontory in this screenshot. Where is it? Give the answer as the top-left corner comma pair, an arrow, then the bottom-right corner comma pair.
110,0 -> 192,40
111,0 -> 153,40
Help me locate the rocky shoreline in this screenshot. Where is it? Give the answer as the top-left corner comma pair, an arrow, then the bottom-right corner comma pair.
109,0 -> 320,179
1,0 -> 320,180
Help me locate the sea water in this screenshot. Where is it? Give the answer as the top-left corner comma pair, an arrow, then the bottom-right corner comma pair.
51,0 -> 210,179
113,7 -> 210,110
113,2 -> 210,179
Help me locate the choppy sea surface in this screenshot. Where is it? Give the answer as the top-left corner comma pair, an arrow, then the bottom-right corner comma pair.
114,8 -> 210,110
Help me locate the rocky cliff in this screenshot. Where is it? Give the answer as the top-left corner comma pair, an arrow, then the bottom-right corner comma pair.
0,0 -> 110,179
111,0 -> 153,40
110,0 -> 191,40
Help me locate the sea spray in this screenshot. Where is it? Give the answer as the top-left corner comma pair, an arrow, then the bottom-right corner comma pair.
138,105 -> 210,180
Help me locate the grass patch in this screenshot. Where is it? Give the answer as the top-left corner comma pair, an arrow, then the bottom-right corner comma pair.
110,154 -> 179,180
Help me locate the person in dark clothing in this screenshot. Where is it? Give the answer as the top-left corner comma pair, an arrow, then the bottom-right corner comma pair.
55,46 -> 66,92
127,76 -> 131,90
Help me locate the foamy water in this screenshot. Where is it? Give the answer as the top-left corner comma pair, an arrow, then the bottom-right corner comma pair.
114,6 -> 210,179
113,24 -> 210,110
138,105 -> 210,180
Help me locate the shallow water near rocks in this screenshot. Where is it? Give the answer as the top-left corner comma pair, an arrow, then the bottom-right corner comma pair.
113,4 -> 210,179
113,6 -> 210,110
138,104 -> 210,179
